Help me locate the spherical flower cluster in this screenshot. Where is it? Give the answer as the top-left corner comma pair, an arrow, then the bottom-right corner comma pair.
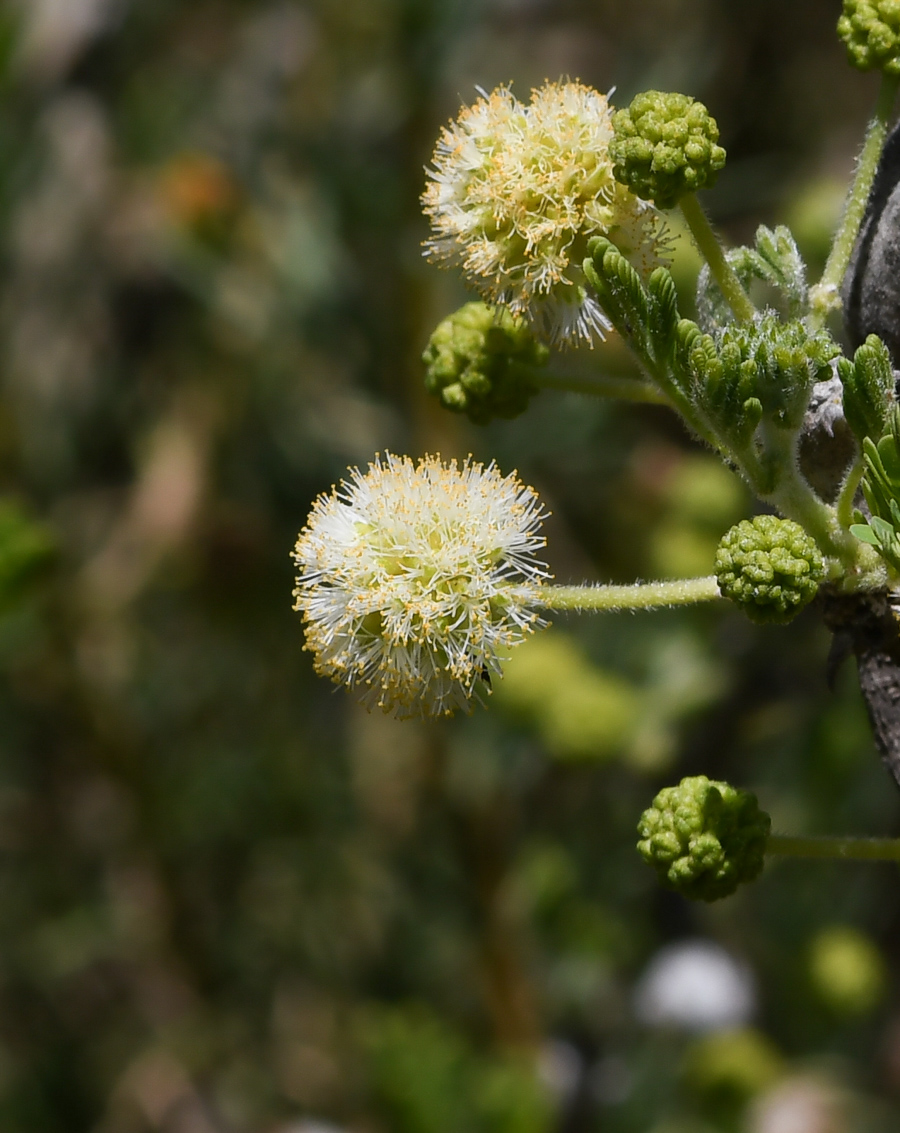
610,91 -> 726,210
422,302 -> 549,424
637,776 -> 771,902
715,516 -> 825,624
292,454 -> 550,719
422,81 -> 669,346
838,0 -> 900,75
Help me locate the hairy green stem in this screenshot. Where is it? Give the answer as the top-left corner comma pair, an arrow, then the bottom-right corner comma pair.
836,456 -> 865,530
766,475 -> 849,561
753,424 -> 858,566
768,833 -> 900,862
540,577 -> 722,612
679,193 -> 756,322
809,72 -> 900,329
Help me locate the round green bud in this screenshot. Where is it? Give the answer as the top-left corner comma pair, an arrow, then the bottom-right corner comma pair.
610,91 -> 726,210
422,302 -> 549,425
838,0 -> 900,76
637,775 -> 770,902
715,515 -> 825,624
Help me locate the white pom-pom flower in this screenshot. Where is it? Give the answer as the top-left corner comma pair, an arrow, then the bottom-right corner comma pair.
422,81 -> 669,347
292,454 -> 550,719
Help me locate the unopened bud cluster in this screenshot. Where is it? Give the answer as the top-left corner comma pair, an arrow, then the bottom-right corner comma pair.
422,303 -> 548,424
838,0 -> 900,75
611,91 -> 726,209
715,516 -> 825,623
637,776 -> 771,902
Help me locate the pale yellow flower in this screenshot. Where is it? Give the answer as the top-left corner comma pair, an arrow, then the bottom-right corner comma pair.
292,454 -> 549,718
423,81 -> 669,346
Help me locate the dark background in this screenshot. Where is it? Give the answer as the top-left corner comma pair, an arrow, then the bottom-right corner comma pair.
0,1 -> 894,1130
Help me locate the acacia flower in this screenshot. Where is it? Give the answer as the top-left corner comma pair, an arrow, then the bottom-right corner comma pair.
422,81 -> 669,346
292,454 -> 550,719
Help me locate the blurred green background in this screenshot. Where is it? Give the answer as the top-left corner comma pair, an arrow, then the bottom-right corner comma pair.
0,1 -> 895,1130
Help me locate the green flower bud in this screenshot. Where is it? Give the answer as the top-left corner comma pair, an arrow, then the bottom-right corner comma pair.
838,0 -> 900,76
422,302 -> 549,425
715,515 -> 825,624
610,91 -> 726,210
637,775 -> 770,902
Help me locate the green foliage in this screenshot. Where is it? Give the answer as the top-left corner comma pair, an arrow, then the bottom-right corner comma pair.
837,334 -> 895,444
422,302 -> 548,424
583,238 -> 680,380
696,225 -> 808,326
672,314 -> 839,499
853,409 -> 900,571
693,317 -> 838,442
636,775 -> 771,901
584,240 -> 837,492
715,515 -> 825,623
838,0 -> 900,75
610,90 -> 726,209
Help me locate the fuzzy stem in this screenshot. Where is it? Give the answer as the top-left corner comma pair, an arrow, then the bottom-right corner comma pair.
766,473 -> 848,561
540,577 -> 721,612
836,456 -> 865,530
679,193 -> 756,322
809,72 -> 900,329
768,833 -> 900,862
754,425 -> 859,566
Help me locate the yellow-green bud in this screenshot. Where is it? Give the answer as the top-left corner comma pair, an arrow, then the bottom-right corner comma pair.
637,775 -> 770,902
610,91 -> 726,210
838,0 -> 900,75
715,516 -> 824,624
422,302 -> 549,425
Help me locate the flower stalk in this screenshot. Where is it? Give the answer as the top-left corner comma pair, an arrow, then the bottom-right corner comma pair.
809,71 -> 900,328
540,577 -> 722,612
678,192 -> 756,322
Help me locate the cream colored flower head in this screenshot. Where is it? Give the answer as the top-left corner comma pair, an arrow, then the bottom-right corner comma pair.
292,453 -> 550,719
422,80 -> 669,347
